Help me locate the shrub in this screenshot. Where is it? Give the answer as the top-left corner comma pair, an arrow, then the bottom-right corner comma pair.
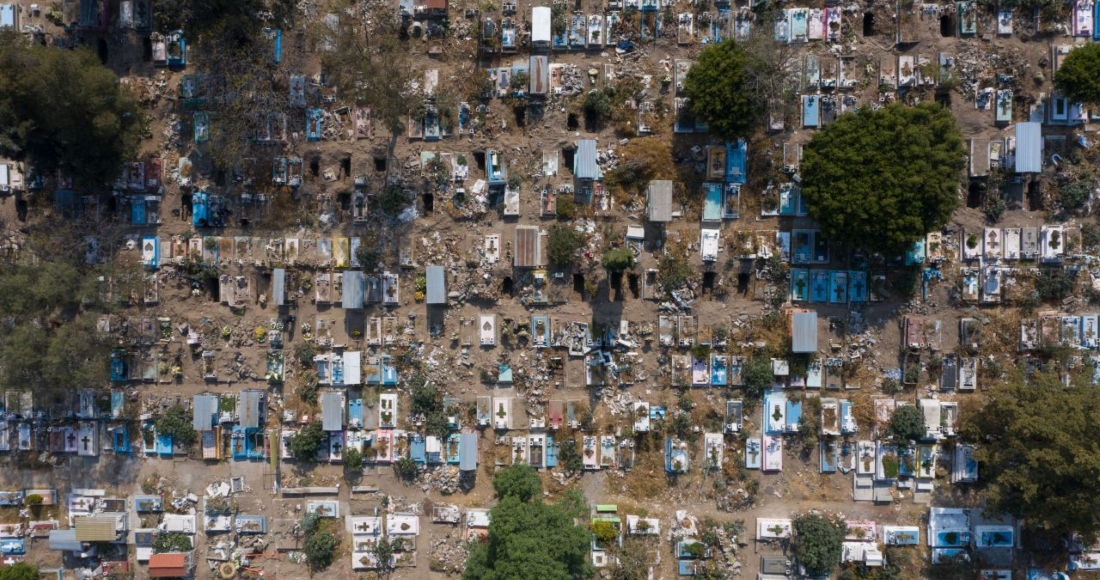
556,195 -> 576,220
601,247 -> 635,272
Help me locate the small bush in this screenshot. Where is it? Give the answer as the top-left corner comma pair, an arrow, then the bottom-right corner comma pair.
556,195 -> 576,220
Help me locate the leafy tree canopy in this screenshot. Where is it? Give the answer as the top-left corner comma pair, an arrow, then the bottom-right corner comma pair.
156,405 -> 197,447
409,375 -> 449,438
0,563 -> 37,580
1055,43 -> 1100,105
886,405 -> 925,443
153,532 -> 193,553
492,464 -> 542,502
962,371 -> 1100,541
682,40 -> 760,141
793,513 -> 847,577
463,495 -> 593,580
742,357 -> 774,400
301,513 -> 338,571
0,32 -> 142,192
344,448 -> 364,480
154,0 -> 296,37
547,225 -> 586,268
801,103 -> 965,256
318,0 -> 420,135
289,421 -> 325,461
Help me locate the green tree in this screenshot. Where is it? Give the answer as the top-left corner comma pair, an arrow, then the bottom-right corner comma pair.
301,513 -> 338,572
409,376 -> 449,438
23,494 -> 42,506
152,532 -> 193,553
294,342 -> 317,367
657,251 -> 693,293
463,495 -> 593,580
886,405 -> 925,443
583,90 -> 611,128
556,195 -> 577,220
372,535 -> 402,575
0,563 -> 38,580
591,520 -> 618,544
393,455 -> 418,481
316,0 -> 421,136
1055,43 -> 1100,105
344,448 -> 364,481
1060,178 -> 1098,214
601,247 -> 636,272
962,371 -> 1100,541
154,0 -> 295,36
742,357 -> 774,400
792,513 -> 846,577
289,422 -> 325,462
801,103 -> 965,256
682,40 -> 760,141
608,538 -> 652,580
557,437 -> 583,473
156,405 -> 196,447
492,464 -> 542,502
547,225 -> 586,268
0,32 -> 143,191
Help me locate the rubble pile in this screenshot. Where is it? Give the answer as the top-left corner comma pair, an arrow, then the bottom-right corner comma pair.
428,535 -> 469,573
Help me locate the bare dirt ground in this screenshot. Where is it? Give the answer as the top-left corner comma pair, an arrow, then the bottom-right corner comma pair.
0,0 -> 1094,578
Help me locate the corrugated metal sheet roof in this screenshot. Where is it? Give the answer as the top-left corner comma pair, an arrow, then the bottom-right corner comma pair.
1015,122 -> 1042,173
273,268 -> 286,306
320,392 -> 344,431
647,180 -> 673,222
514,226 -> 541,268
791,311 -> 818,353
342,271 -> 365,309
426,266 -> 446,305
238,390 -> 263,429
532,7 -> 551,43
575,139 -> 599,180
192,395 -> 218,431
459,433 -> 477,471
49,529 -> 83,551
344,351 -> 361,386
75,516 -> 117,542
